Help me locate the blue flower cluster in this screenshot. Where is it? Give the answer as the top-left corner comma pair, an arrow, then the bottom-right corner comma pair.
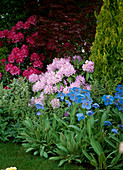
102,84 -> 123,112
57,87 -> 100,121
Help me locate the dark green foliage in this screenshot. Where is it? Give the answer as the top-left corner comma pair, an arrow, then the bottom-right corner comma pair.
90,0 -> 123,94
0,0 -> 28,30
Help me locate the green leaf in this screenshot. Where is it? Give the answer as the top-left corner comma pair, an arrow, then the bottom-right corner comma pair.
98,152 -> 106,167
82,150 -> 92,161
67,125 -> 81,131
100,110 -> 108,129
36,91 -> 41,99
67,76 -> 72,83
90,160 -> 98,168
86,72 -> 89,81
90,139 -> 103,156
87,119 -> 92,138
104,137 -> 116,149
49,157 -> 62,161
43,151 -> 48,158
26,148 -> 35,152
57,145 -> 69,153
34,151 -> 39,155
58,159 -> 68,167
56,83 -> 60,90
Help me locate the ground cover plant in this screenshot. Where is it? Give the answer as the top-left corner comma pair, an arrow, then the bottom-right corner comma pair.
0,0 -> 123,169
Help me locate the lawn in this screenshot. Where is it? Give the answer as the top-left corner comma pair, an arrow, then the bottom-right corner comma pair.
0,142 -> 92,170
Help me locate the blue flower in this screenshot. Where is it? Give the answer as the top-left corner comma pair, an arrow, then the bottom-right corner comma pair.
57,92 -> 66,100
69,88 -> 73,92
92,103 -> 100,109
115,92 -> 123,99
119,97 -> 123,104
115,85 -> 123,93
72,87 -> 82,94
67,92 -> 76,101
119,125 -> 123,129
65,100 -> 72,107
81,100 -> 91,110
87,97 -> 93,104
104,121 -> 112,126
111,128 -> 118,134
74,95 -> 82,104
81,89 -> 90,98
87,110 -> 94,116
76,113 -> 85,121
36,111 -> 41,116
102,95 -> 114,105
35,103 -> 45,110
116,104 -> 123,111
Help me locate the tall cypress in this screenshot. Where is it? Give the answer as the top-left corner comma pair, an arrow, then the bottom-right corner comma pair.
90,0 -> 123,93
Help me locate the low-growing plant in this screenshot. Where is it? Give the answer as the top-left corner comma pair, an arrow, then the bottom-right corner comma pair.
0,77 -> 36,142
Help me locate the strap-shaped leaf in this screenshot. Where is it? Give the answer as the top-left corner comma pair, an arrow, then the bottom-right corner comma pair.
90,139 -> 103,156
68,125 -> 81,131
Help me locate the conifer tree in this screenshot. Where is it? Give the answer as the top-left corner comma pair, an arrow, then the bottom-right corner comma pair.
90,0 -> 123,93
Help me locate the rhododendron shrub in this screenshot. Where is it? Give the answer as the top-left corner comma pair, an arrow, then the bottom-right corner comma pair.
29,57 -> 94,107
0,16 -> 45,85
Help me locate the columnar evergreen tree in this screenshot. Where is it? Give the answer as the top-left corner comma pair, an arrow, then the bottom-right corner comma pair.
90,0 -> 123,93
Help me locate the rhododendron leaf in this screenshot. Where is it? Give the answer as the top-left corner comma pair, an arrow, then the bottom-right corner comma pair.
68,76 -> 72,83
36,91 -> 41,99
86,72 -> 89,81
56,83 -> 60,90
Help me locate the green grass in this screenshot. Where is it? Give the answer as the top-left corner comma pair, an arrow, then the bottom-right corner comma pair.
0,142 -> 90,170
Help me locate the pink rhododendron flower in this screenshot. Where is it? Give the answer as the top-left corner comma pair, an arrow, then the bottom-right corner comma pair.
21,44 -> 29,57
39,53 -> 46,61
0,72 -> 2,79
9,65 -> 21,75
27,16 -> 37,26
1,58 -> 6,65
22,67 -> 41,79
30,53 -> 40,61
23,21 -> 30,29
73,55 -> 82,63
50,98 -> 60,109
15,21 -> 23,30
29,73 -> 39,83
82,60 -> 94,73
0,29 -> 9,38
5,63 -> 14,71
26,36 -> 36,47
4,86 -> 11,90
8,53 -> 15,63
33,60 -> 43,68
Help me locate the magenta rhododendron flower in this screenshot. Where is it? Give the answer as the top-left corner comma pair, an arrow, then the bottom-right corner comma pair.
15,21 -> 23,30
30,53 -> 40,61
9,65 -> 21,75
0,29 -> 9,38
82,60 -> 94,73
5,63 -> 14,71
23,21 -> 30,29
0,72 -> 2,79
0,58 -> 6,65
33,60 -> 43,68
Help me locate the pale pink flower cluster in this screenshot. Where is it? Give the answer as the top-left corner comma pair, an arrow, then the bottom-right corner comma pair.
50,98 -> 60,109
82,60 -> 94,73
31,58 -> 76,94
28,73 -> 39,83
72,55 -> 82,63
